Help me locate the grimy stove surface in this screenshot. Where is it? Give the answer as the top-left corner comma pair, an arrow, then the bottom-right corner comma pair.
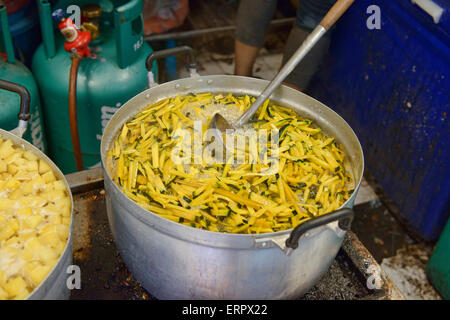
67,169 -> 402,300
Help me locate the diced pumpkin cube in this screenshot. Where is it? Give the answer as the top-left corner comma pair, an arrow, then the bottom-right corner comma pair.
12,287 -> 30,300
18,231 -> 36,244
46,190 -> 65,202
16,207 -> 32,217
20,247 -> 35,261
5,178 -> 21,189
55,224 -> 69,241
62,217 -> 71,226
0,286 -> 9,300
8,188 -> 23,200
30,174 -> 45,191
25,160 -> 38,172
0,139 -> 15,158
40,224 -> 56,234
0,159 -> 6,172
25,237 -> 43,252
22,195 -> 46,208
4,277 -> 27,297
4,235 -> 20,246
5,151 -> 21,165
42,171 -> 56,183
48,214 -> 62,225
24,215 -> 44,229
0,270 -> 5,286
39,230 -> 60,248
0,223 -> 15,241
27,265 -> 51,288
3,246 -> 20,257
20,181 -> 34,195
23,150 -> 38,161
54,197 -> 71,209
7,164 -> 19,175
0,198 -> 14,211
9,218 -> 19,231
54,198 -> 71,217
52,180 -> 66,191
37,246 -> 58,264
54,241 -> 66,255
38,159 -> 51,174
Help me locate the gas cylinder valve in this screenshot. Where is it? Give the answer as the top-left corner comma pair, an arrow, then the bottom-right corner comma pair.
52,9 -> 91,57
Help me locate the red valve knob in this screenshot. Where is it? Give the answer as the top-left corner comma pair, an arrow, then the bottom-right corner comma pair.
54,11 -> 91,57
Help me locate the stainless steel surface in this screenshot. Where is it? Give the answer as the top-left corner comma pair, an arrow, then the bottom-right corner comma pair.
100,75 -> 364,299
144,17 -> 295,42
235,26 -> 327,127
0,129 -> 74,300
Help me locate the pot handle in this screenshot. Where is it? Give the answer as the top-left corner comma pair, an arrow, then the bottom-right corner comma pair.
0,79 -> 31,138
284,207 -> 354,255
145,45 -> 197,88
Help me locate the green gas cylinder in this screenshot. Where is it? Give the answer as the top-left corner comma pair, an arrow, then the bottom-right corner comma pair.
32,0 -> 157,173
427,219 -> 450,299
0,5 -> 46,152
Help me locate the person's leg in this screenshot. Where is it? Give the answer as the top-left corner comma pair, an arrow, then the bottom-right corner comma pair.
281,25 -> 331,91
234,41 -> 261,77
234,0 -> 277,77
281,0 -> 336,91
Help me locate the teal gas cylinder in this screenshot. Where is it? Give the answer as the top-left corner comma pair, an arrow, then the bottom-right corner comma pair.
32,0 -> 157,173
0,5 -> 46,152
427,219 -> 450,299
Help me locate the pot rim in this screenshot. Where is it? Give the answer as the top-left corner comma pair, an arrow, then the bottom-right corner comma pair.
0,129 -> 74,300
101,75 -> 364,247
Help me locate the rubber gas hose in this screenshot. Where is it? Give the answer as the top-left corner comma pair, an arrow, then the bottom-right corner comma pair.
69,54 -> 84,171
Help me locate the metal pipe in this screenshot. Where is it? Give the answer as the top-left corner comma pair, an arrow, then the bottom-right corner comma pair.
38,0 -> 56,59
145,45 -> 196,71
144,17 -> 295,42
145,45 -> 196,87
0,2 -> 16,63
0,79 -> 31,121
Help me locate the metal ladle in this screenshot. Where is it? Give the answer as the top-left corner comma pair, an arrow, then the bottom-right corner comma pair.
211,0 -> 355,134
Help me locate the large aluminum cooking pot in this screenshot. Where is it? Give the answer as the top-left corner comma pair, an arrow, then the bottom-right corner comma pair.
0,80 -> 73,300
101,74 -> 364,299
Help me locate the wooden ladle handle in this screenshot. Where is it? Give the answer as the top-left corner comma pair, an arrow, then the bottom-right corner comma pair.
319,0 -> 355,30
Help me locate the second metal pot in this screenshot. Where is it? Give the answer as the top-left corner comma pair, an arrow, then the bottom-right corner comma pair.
0,79 -> 73,300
